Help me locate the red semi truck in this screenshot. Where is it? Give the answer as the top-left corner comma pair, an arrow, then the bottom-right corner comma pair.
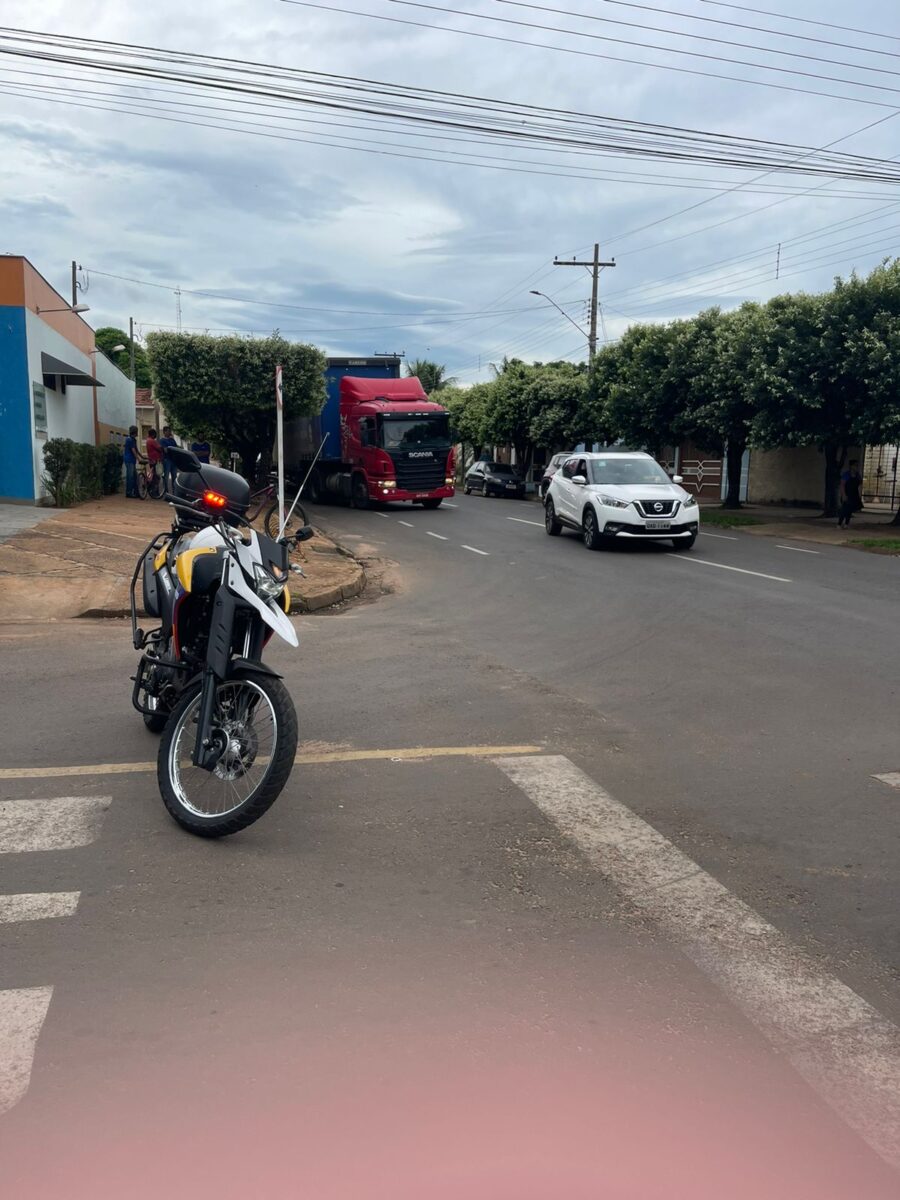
286,358 -> 456,509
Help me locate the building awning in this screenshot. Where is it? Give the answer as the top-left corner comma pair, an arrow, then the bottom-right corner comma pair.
40,351 -> 103,387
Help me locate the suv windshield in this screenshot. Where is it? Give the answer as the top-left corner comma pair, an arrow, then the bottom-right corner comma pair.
381,416 -> 450,451
589,457 -> 672,486
487,463 -> 516,476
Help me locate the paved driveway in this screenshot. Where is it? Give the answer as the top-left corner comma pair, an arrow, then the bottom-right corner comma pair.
0,504 -> 55,544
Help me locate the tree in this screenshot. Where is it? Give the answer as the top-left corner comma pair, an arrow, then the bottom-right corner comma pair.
146,333 -> 326,479
95,326 -> 152,387
603,321 -> 690,455
406,359 -> 456,394
442,384 -> 491,475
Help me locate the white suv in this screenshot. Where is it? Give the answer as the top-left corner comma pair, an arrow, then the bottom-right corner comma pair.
545,451 -> 699,550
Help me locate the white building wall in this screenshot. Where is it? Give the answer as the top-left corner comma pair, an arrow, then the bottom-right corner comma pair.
94,351 -> 135,431
24,310 -> 95,499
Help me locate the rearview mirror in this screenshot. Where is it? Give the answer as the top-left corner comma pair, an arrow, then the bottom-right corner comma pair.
572,474 -> 587,485
166,446 -> 202,473
295,525 -> 315,543
672,474 -> 683,484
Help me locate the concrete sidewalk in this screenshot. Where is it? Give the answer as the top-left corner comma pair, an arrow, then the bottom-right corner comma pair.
0,495 -> 365,622
700,502 -> 900,549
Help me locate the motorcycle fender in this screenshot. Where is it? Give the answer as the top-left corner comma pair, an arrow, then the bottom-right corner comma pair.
226,658 -> 283,680
226,559 -> 299,648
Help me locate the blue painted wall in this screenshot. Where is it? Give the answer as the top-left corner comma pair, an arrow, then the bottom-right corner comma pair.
0,305 -> 34,500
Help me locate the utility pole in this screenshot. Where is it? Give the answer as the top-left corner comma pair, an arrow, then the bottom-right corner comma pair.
129,316 -> 136,382
553,243 -> 615,361
71,260 -> 77,307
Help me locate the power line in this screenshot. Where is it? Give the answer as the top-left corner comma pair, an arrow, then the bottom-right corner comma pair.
698,1 -> 900,46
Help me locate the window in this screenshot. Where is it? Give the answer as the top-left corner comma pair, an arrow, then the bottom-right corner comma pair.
561,458 -> 577,479
576,459 -> 588,478
486,462 -> 516,477
588,457 -> 672,486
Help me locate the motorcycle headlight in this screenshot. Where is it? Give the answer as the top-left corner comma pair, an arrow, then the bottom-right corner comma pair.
253,562 -> 285,601
681,493 -> 697,507
598,493 -> 630,509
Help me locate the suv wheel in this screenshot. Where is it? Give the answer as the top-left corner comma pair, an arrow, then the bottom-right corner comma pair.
671,532 -> 697,550
582,507 -> 602,550
545,497 -> 562,536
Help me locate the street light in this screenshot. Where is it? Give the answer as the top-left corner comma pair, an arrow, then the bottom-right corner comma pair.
91,344 -> 126,354
529,290 -> 588,343
37,303 -> 90,314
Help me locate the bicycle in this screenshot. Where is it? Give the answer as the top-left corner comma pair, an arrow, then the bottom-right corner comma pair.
245,471 -> 308,539
136,461 -> 164,500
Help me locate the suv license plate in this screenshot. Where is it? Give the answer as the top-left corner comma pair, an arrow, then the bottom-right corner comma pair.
646,520 -> 671,531
505,483 -> 517,489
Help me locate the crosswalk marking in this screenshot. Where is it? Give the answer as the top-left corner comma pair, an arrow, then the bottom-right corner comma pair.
495,754 -> 900,1172
0,893 -> 80,923
0,796 -> 110,853
0,987 -> 53,1115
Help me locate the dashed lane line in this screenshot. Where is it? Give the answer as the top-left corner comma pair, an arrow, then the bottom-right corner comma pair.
0,745 -> 542,781
495,754 -> 900,1172
372,511 -> 389,518
0,987 -> 53,1115
443,502 -> 458,507
461,545 -> 490,556
700,531 -> 738,541
426,531 -> 448,541
777,544 -> 821,554
0,797 -> 111,852
0,893 -> 80,923
669,556 -> 792,583
398,520 -> 414,528
507,517 -> 544,528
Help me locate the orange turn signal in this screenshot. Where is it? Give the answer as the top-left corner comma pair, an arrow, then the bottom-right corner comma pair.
203,490 -> 227,508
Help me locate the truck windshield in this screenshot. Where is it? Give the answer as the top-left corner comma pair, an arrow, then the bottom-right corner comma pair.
381,416 -> 450,450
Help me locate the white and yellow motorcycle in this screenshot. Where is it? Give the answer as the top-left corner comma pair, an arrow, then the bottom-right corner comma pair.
130,446 -> 312,837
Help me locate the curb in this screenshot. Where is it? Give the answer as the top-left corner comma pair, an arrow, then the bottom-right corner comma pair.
290,564 -> 366,613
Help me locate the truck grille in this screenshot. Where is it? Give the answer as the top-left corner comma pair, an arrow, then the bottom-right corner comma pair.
391,454 -> 446,492
635,498 -> 677,517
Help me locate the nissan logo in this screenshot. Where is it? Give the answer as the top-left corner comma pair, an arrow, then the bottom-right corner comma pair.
653,502 -> 664,513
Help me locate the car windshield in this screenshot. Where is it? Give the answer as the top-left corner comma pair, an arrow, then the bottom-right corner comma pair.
589,457 -> 672,486
487,463 -> 516,476
381,416 -> 450,450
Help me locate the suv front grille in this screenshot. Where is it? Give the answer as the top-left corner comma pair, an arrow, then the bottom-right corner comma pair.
391,453 -> 446,492
635,498 -> 677,517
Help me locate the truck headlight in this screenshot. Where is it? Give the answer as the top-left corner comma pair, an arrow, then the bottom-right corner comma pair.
598,494 -> 630,509
253,563 -> 285,601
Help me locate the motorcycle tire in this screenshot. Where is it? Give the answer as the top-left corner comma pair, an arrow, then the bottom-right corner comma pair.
157,672 -> 298,838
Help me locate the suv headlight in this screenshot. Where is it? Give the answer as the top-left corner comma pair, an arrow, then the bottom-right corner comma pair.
253,562 -> 286,601
598,494 -> 630,509
682,493 -> 697,508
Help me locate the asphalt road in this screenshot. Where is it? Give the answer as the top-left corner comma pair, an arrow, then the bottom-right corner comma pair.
1,493 -> 898,1198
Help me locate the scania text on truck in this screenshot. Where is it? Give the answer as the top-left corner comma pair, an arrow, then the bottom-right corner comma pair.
285,357 -> 455,509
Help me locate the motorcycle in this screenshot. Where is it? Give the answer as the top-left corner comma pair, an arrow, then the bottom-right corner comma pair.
130,446 -> 314,837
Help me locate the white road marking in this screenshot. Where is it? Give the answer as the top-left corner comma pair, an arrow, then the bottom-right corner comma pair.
873,772 -> 900,789
398,521 -> 414,528
461,545 -> 490,556
507,517 -> 544,528
777,544 -> 821,554
0,893 -> 80,923
372,511 -> 389,518
0,987 -> 53,1114
700,531 -> 738,541
426,532 -> 448,541
443,502 -> 458,507
0,796 -> 111,853
670,556 -> 792,583
495,754 -> 900,1171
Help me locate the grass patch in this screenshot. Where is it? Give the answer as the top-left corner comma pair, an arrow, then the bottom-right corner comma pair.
849,538 -> 900,555
699,510 -> 762,528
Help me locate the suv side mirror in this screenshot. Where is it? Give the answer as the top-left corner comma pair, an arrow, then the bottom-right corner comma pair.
672,474 -> 683,484
572,474 -> 587,485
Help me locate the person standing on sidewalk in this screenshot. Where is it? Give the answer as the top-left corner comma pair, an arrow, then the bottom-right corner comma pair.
124,426 -> 145,498
159,426 -> 177,493
838,459 -> 863,529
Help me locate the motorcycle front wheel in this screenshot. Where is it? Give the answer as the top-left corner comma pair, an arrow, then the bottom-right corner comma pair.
158,673 -> 298,837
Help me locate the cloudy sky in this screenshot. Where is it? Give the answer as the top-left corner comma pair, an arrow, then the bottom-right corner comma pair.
2,0 -> 899,381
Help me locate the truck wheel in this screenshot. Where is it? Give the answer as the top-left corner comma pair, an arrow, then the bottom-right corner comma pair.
306,469 -> 323,505
421,498 -> 442,510
351,474 -> 369,509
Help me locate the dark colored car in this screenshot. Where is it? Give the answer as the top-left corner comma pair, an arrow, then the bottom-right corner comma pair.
539,451 -> 573,499
463,461 -> 526,498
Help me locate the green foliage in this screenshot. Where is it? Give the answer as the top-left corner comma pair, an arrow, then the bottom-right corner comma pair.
146,332 -> 326,478
42,438 -> 117,506
699,512 -> 761,528
95,326 -> 152,387
406,359 -> 456,394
